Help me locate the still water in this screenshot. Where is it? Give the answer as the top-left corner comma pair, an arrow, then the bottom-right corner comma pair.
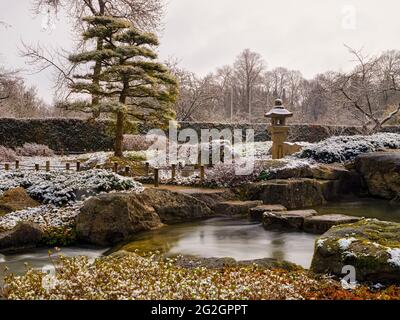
0,247 -> 106,284
315,198 -> 400,222
120,218 -> 317,268
0,198 -> 399,281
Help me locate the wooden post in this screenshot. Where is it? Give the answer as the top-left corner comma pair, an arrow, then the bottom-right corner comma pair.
35,164 -> 40,171
66,163 -> 70,171
113,162 -> 118,173
154,168 -> 159,187
45,161 -> 50,172
15,160 -> 19,170
171,164 -> 177,180
76,161 -> 81,172
145,162 -> 150,176
125,166 -> 130,176
200,165 -> 205,185
4,163 -> 9,171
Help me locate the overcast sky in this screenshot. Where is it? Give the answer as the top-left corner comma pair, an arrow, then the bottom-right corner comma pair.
1,0 -> 400,103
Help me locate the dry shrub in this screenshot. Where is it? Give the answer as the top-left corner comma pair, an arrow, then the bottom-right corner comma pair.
15,143 -> 54,157
123,135 -> 159,151
0,146 -> 17,162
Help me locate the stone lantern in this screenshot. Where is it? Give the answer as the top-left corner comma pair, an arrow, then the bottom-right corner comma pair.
265,99 -> 293,159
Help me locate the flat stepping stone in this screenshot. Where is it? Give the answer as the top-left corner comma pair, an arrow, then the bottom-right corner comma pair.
249,204 -> 287,221
263,210 -> 317,231
214,200 -> 263,217
303,214 -> 363,234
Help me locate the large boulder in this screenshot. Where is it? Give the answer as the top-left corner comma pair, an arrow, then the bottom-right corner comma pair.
311,164 -> 351,180
139,188 -> 213,224
0,222 -> 44,254
311,219 -> 400,283
249,204 -> 287,221
76,193 -> 162,246
177,188 -> 236,210
303,214 -> 362,234
213,200 -> 263,217
355,152 -> 400,200
0,188 -> 39,216
242,178 -> 326,210
262,210 -> 317,231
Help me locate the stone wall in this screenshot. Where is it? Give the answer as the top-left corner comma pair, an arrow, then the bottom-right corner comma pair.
0,118 -> 399,152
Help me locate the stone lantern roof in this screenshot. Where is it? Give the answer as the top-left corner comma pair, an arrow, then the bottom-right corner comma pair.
265,99 -> 293,118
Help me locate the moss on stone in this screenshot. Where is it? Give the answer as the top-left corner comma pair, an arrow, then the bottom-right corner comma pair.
311,219 -> 400,283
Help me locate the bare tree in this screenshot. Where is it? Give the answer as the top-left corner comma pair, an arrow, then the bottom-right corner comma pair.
172,67 -> 219,121
233,49 -> 266,120
32,0 -> 164,31
334,47 -> 400,133
0,68 -> 51,118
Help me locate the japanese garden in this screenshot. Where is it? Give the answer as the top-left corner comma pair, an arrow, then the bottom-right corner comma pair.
0,0 -> 400,303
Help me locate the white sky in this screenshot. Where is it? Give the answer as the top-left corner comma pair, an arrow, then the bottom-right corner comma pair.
1,0 -> 400,103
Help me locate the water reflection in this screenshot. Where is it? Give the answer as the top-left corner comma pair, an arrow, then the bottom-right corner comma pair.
122,218 -> 317,268
0,247 -> 107,285
315,198 -> 400,222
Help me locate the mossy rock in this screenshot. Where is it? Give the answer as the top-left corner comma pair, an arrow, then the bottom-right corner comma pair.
311,219 -> 400,283
0,188 -> 40,215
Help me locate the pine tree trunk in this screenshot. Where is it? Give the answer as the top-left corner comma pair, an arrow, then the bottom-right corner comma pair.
114,111 -> 125,157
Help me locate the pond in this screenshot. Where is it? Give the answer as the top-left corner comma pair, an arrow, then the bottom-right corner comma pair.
314,197 -> 400,222
119,217 -> 317,268
0,197 -> 399,282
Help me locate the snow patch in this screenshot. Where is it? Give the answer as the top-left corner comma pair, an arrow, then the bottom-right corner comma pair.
296,133 -> 400,164
338,238 -> 358,251
317,239 -> 327,248
387,248 -> 400,268
0,169 -> 143,206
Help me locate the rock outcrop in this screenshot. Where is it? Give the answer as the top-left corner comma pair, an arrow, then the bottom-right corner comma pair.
0,188 -> 39,216
76,193 -> 162,246
355,152 -> 400,200
242,178 -> 326,209
303,214 -> 363,234
140,188 -> 213,224
177,188 -> 236,211
249,204 -> 287,221
76,188 -> 214,245
213,200 -> 263,217
262,210 -> 317,231
0,222 -> 44,253
311,219 -> 400,283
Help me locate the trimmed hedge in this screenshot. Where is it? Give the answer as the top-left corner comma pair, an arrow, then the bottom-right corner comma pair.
0,118 -> 114,152
0,118 -> 399,152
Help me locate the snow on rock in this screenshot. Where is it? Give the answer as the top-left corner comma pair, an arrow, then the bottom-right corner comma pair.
338,238 -> 358,251
317,239 -> 327,248
387,248 -> 400,268
0,169 -> 144,206
296,133 -> 400,164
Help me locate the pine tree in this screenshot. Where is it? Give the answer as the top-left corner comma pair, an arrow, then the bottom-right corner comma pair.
67,16 -> 178,157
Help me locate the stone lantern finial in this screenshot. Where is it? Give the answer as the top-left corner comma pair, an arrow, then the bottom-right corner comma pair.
265,99 -> 295,159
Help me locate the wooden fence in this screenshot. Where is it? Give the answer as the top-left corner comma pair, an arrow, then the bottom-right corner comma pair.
1,160 -> 207,187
